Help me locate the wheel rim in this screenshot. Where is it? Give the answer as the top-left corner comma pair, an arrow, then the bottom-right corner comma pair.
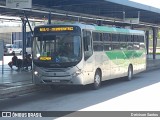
128,67 -> 132,80
94,73 -> 101,87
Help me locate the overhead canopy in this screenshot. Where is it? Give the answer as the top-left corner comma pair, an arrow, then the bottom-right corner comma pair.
0,0 -> 160,27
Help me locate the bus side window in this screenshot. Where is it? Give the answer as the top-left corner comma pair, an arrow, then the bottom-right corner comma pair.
83,30 -> 93,60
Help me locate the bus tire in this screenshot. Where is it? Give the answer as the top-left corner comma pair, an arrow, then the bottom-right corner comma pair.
127,65 -> 133,81
92,70 -> 101,90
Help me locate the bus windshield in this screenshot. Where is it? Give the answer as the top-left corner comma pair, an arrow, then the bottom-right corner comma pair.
33,34 -> 82,68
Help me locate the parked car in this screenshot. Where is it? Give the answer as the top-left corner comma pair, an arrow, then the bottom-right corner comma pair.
4,44 -> 22,55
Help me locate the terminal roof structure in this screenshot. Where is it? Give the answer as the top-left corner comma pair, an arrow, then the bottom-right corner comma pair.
0,0 -> 160,27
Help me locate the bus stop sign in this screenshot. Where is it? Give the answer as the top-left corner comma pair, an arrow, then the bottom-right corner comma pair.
6,0 -> 32,9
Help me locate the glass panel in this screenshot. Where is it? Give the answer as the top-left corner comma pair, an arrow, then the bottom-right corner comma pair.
104,43 -> 112,51
120,42 -> 127,50
83,30 -> 93,60
133,42 -> 140,50
93,32 -> 100,41
103,33 -> 111,41
127,43 -> 133,50
33,34 -> 81,64
112,42 -> 120,50
93,42 -> 103,51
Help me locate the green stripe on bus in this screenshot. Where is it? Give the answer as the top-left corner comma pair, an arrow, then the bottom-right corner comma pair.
105,50 -> 144,60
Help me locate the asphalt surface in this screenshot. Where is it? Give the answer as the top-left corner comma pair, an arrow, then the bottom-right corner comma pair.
0,69 -> 159,120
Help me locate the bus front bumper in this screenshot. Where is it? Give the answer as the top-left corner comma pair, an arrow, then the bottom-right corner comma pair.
33,71 -> 83,85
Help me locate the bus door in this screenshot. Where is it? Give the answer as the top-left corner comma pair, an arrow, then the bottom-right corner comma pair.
83,30 -> 94,82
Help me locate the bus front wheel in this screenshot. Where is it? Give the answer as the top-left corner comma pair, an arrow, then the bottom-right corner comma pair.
92,70 -> 101,90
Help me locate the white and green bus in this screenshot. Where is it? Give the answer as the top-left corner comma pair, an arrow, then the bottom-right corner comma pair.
32,23 -> 146,89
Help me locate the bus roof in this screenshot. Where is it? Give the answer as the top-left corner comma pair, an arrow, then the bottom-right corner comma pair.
93,26 -> 144,35
34,23 -> 145,35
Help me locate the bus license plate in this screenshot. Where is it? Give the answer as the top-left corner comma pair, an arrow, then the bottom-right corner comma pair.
52,80 -> 60,83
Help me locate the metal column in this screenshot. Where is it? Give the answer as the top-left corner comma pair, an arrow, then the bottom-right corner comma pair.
24,11 -> 33,35
152,27 -> 158,59
145,31 -> 149,55
21,18 -> 27,61
48,11 -> 51,24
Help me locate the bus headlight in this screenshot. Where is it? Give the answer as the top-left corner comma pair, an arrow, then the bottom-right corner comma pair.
36,54 -> 40,58
72,69 -> 82,77
34,71 -> 38,76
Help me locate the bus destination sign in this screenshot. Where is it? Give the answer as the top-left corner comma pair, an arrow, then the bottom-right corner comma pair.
39,27 -> 74,32
34,26 -> 81,35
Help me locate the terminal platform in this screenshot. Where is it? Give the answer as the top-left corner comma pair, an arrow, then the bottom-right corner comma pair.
0,56 -> 45,100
